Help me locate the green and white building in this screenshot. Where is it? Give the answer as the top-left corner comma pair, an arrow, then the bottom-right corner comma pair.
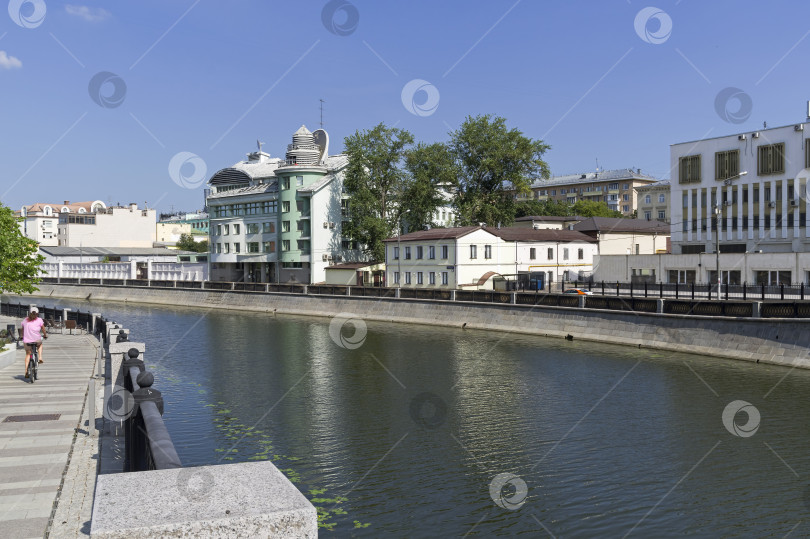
206,125 -> 362,283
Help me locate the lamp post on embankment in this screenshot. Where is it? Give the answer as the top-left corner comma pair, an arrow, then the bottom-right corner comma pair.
714,170 -> 747,300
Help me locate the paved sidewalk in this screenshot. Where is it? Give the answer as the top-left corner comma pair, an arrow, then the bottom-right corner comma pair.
0,317 -> 100,539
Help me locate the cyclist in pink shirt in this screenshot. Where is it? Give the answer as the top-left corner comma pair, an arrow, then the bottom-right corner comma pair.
21,307 -> 47,379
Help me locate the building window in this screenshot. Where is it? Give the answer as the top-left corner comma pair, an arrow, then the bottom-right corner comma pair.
441,272 -> 448,285
416,246 -> 423,259
405,246 -> 411,259
609,183 -> 619,190
429,272 -> 436,285
233,224 -> 240,235
216,243 -> 222,253
216,225 -> 221,235
623,183 -> 629,190
659,193 -> 666,203
296,175 -> 304,187
282,240 -> 290,251
282,221 -> 290,232
758,143 -> 785,175
282,201 -> 290,213
417,272 -> 423,284
246,223 -> 259,234
297,240 -> 309,251
547,247 -> 553,260
644,211 -> 651,220
263,222 -> 275,233
578,248 -> 584,260
224,243 -> 230,253
262,200 -> 277,214
428,246 -> 435,259
645,195 -> 651,204
234,243 -> 240,253
405,272 -> 411,285
393,272 -> 400,284
470,245 -> 477,259
393,246 -> 400,260
245,202 -> 260,215
623,205 -> 629,212
297,220 -> 305,232
484,245 -> 492,259
262,241 -> 275,253
622,194 -> 629,201
715,149 -> 740,180
282,178 -> 290,190
224,224 -> 230,235
658,211 -> 666,220
755,270 -> 791,285
341,199 -> 350,217
247,242 -> 259,253
679,154 -> 701,184
441,245 -> 448,259
530,247 -> 536,260
550,190 -> 556,196
563,248 -> 569,260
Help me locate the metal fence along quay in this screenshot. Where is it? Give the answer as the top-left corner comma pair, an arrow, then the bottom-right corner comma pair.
32,277 -> 810,319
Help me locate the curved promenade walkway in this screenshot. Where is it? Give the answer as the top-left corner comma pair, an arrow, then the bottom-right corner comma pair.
0,316 -> 100,539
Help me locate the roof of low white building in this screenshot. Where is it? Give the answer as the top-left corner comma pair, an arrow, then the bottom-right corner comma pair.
39,247 -> 195,256
385,226 -> 598,243
529,168 -> 659,189
573,217 -> 670,234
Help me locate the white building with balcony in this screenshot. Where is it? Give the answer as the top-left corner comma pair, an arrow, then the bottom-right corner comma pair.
672,118 -> 810,254
17,200 -> 106,246
207,126 -> 363,283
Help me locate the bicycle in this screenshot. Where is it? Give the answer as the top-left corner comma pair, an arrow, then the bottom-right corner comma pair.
25,337 -> 45,383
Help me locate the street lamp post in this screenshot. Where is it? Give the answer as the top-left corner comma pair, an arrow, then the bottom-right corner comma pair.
396,210 -> 410,288
714,170 -> 747,300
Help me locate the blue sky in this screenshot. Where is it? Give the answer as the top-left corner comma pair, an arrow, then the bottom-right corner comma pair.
2,0 -> 809,214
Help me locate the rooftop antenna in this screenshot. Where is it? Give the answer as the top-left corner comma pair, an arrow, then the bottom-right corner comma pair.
257,139 -> 264,152
763,121 -> 767,129
319,98 -> 325,129
595,158 -> 600,172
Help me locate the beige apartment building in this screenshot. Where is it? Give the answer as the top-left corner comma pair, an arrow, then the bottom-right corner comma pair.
635,180 -> 671,223
520,168 -> 659,216
56,203 -> 157,248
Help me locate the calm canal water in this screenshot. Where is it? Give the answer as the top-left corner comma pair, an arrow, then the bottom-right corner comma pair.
36,299 -> 810,536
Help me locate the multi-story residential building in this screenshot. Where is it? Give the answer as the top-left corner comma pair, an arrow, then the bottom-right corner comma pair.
635,180 -> 671,223
158,211 -> 209,234
17,201 -> 106,246
522,168 -> 659,216
671,119 -> 810,255
55,203 -> 156,248
383,226 -> 598,290
207,125 -> 362,283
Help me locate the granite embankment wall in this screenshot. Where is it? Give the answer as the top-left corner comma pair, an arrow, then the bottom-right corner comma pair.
26,283 -> 810,369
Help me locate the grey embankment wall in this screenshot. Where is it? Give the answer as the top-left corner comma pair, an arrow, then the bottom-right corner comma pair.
26,283 -> 810,369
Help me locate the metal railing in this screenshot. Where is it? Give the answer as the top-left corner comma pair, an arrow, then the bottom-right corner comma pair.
29,279 -> 810,319
566,280 -> 810,301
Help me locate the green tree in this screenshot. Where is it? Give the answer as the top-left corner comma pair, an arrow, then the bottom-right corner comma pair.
343,123 -> 414,262
515,199 -> 571,218
177,233 -> 209,253
570,200 -> 624,218
401,142 -> 457,230
0,203 -> 44,294
449,114 -> 550,226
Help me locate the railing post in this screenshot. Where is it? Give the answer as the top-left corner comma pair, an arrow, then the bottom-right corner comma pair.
752,301 -> 761,318
395,288 -> 401,299
578,295 -> 585,309
450,290 -> 456,301
675,282 -> 679,299
656,299 -> 664,314
761,283 -> 765,300
691,282 -> 694,300
511,292 -> 516,305
346,286 -> 351,296
725,283 -> 729,301
743,281 -> 747,300
616,281 -> 619,297
802,282 -> 805,301
601,281 -> 605,296
302,285 -> 308,295
230,282 -> 235,291
659,282 -> 663,298
781,283 -> 785,300
644,282 -> 648,298
87,378 -> 95,437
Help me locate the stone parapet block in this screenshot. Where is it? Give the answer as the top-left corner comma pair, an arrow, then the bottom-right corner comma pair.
90,461 -> 316,538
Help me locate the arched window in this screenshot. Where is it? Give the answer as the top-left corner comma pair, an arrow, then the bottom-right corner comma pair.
61,207 -> 70,213
78,207 -> 87,214
43,206 -> 52,216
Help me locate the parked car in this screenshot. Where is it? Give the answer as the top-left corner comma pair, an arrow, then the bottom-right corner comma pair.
564,288 -> 593,295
